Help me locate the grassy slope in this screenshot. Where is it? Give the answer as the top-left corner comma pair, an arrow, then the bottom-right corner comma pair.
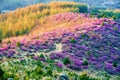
3,12 -> 97,42
0,2 -> 88,39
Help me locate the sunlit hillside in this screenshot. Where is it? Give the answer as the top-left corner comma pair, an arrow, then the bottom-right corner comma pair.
0,2 -> 88,39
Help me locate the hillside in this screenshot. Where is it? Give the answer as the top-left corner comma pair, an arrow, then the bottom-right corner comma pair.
1,1 -> 120,40
3,12 -> 101,42
0,2 -> 88,39
0,12 -> 120,79
0,1 -> 120,80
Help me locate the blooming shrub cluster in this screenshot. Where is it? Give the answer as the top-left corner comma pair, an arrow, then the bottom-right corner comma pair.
49,16 -> 120,75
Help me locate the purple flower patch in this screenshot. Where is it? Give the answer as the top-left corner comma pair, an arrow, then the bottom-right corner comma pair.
55,62 -> 63,68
